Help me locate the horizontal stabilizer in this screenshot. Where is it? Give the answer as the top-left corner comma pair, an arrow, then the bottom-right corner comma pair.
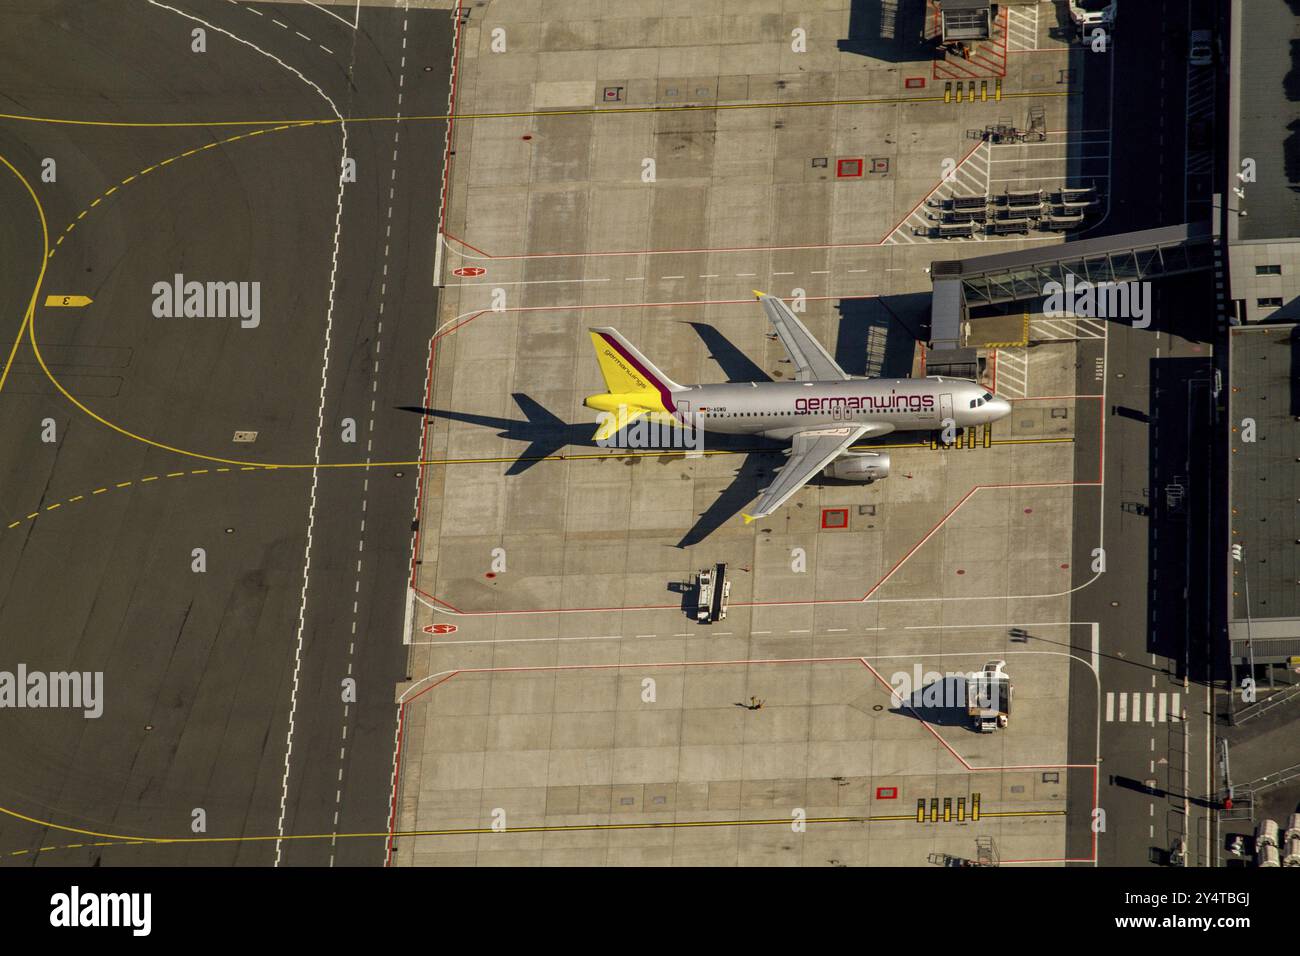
592,405 -> 648,442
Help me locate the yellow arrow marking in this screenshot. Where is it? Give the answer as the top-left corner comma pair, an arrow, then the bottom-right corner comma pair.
43,295 -> 92,308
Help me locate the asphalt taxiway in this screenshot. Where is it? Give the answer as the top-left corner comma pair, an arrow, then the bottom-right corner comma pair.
0,0 -> 451,866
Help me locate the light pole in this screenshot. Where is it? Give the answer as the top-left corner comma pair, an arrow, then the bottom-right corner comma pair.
1232,543 -> 1256,698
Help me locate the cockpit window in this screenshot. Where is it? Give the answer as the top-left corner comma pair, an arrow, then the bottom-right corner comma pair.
982,392 -> 994,401
969,399 -> 977,408
976,398 -> 985,406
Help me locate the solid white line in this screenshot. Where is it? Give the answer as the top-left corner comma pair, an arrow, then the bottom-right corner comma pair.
456,277 -> 610,287
988,155 -> 1109,163
410,634 -> 626,646
989,174 -> 1111,183
1105,691 -> 1114,722
991,139 -> 1110,148
302,0 -> 358,29
401,586 -> 416,646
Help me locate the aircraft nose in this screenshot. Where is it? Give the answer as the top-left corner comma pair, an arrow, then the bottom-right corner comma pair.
989,398 -> 1012,420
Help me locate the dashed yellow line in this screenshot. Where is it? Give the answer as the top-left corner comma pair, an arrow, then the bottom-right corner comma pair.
2,119 -> 311,453
2,467 -> 269,538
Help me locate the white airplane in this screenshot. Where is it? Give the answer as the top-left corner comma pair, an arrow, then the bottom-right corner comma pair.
585,292 -> 1011,522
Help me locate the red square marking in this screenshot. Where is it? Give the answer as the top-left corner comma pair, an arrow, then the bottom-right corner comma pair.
904,77 -> 926,89
821,508 -> 849,529
876,787 -> 898,800
836,158 -> 863,178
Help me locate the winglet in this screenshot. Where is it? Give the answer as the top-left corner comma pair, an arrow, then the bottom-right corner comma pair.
752,290 -> 766,299
742,513 -> 757,525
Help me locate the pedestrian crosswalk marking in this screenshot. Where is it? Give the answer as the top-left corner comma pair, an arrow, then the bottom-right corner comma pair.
1105,691 -> 1181,722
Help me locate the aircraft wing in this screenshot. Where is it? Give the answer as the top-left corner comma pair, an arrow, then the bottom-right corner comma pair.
755,292 -> 850,382
743,424 -> 869,523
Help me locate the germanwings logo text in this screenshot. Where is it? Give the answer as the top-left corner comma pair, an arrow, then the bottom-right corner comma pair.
795,394 -> 936,413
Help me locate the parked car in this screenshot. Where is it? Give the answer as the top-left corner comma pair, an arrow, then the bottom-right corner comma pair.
1189,30 -> 1213,66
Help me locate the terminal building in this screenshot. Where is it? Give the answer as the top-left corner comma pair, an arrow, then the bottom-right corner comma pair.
1223,0 -> 1300,681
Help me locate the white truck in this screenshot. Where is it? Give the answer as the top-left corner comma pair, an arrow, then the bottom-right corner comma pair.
694,564 -> 730,624
1069,1 -> 1117,32
967,660 -> 1012,733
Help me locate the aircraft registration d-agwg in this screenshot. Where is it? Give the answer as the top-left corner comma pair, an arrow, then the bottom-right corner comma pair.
585,292 -> 1011,522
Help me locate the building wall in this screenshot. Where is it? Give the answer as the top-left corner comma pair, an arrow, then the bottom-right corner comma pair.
1228,238 -> 1300,322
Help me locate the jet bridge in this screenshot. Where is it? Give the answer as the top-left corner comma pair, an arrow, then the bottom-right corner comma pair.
927,222 -> 1215,349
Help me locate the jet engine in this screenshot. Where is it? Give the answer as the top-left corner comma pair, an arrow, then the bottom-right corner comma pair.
823,452 -> 890,482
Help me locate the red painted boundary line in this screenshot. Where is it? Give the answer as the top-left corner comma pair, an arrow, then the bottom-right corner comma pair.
444,229 -> 892,260
389,0 -> 465,866
406,294 -> 1098,618
856,657 -> 1098,863
883,139 -> 984,241
408,0 -> 467,592
436,0 -> 464,231
407,390 -> 1104,618
443,139 -> 987,260
385,671 -> 457,865
385,655 -> 1099,864
442,123 -> 1090,263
